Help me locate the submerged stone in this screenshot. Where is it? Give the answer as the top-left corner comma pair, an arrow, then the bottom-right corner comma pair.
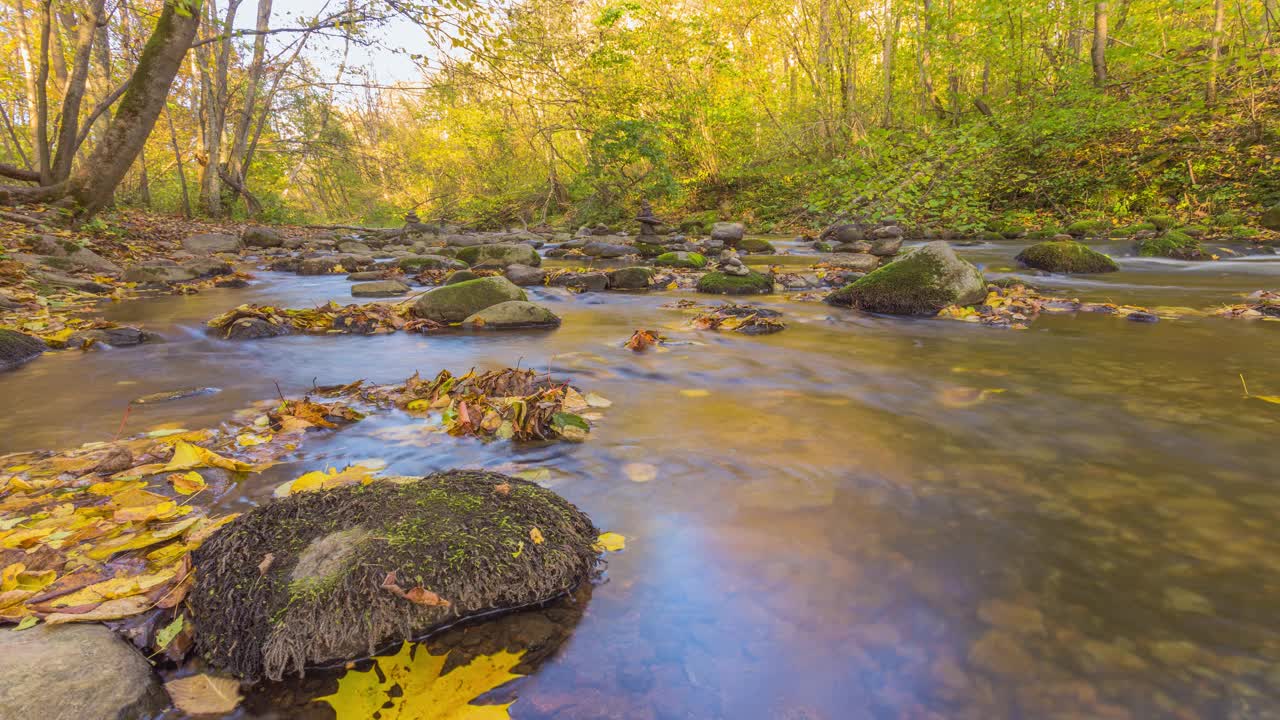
412,276 -> 527,323
1016,240 -> 1119,273
463,301 -> 562,329
824,241 -> 985,315
190,471 -> 599,680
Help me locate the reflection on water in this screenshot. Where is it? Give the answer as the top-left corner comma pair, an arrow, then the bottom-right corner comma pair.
3,240 -> 1280,719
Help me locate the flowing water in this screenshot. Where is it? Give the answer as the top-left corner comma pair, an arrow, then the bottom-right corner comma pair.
2,238 -> 1279,719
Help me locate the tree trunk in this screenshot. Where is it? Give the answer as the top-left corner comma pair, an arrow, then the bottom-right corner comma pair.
65,1 -> 202,217
197,0 -> 241,217
882,2 -> 899,127
1206,0 -> 1225,104
51,0 -> 108,182
35,0 -> 53,183
225,0 -> 272,215
166,107 -> 192,218
1092,0 -> 1108,88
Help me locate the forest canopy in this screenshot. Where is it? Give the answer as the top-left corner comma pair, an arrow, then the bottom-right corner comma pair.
0,0 -> 1275,231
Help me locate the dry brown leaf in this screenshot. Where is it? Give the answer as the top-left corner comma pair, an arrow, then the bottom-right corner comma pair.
165,673 -> 243,716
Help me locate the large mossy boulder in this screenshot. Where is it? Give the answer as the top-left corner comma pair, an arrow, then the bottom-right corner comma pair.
739,237 -> 776,254
1065,219 -> 1110,237
1260,204 -> 1280,231
1015,241 -> 1119,273
190,471 -> 599,680
398,254 -> 466,271
411,276 -> 526,323
0,329 -> 45,372
1137,230 -> 1205,260
696,271 -> 773,295
654,251 -> 706,269
606,266 -> 654,290
454,243 -> 541,267
824,241 -> 985,315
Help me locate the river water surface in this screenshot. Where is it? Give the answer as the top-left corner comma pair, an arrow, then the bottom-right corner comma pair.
2,238 -> 1279,719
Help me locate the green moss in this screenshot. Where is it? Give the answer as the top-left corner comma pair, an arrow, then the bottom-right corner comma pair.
678,210 -> 719,234
411,276 -> 527,323
1066,219 -> 1110,236
454,243 -> 541,267
1113,222 -> 1156,237
1147,214 -> 1177,230
696,271 -> 773,295
1176,224 -> 1207,237
739,238 -> 776,254
634,241 -> 666,257
654,251 -> 707,268
1213,212 -> 1246,227
824,242 -> 985,315
1015,241 -> 1119,273
1137,230 -> 1204,259
39,256 -> 75,271
1229,225 -> 1260,239
398,254 -> 460,270
814,241 -> 836,252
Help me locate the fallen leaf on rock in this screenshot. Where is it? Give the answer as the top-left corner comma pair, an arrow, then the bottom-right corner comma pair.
155,614 -> 185,650
319,641 -> 522,720
165,673 -> 243,716
625,329 -> 662,352
530,527 -> 545,545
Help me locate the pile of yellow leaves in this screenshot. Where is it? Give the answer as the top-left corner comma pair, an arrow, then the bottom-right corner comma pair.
335,369 -> 609,442
1213,290 -> 1280,320
691,305 -> 786,335
938,284 -> 1161,329
0,393 -> 366,630
207,302 -> 443,338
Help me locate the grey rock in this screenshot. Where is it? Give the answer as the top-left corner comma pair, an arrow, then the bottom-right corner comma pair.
185,232 -> 241,254
444,234 -> 488,247
710,221 -> 746,246
871,225 -> 904,239
824,241 -> 985,315
455,243 -> 541,267
351,280 -> 411,297
825,253 -> 881,272
34,270 -> 111,293
505,264 -> 547,286
182,258 -> 234,278
70,326 -> 157,347
122,261 -> 195,284
606,266 -> 654,290
398,254 -> 466,271
337,240 -> 373,255
445,270 -> 480,285
0,624 -> 167,720
463,301 -> 562,329
346,270 -> 386,281
833,241 -> 872,253
550,271 -> 609,292
869,237 -> 903,256
297,255 -> 372,275
242,226 -> 284,248
225,317 -> 292,340
582,241 -> 631,258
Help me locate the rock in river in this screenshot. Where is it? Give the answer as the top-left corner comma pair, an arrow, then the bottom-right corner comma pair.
463,301 -> 562,329
697,270 -> 773,295
709,221 -> 745,247
505,264 -> 546,286
398,254 -> 466,271
0,624 -> 167,720
122,261 -> 195,284
412,275 -> 526,323
190,470 -> 600,680
0,329 -> 45,372
607,266 -> 654,290
454,243 -> 541,267
1016,240 -> 1119,273
824,241 -> 985,315
654,251 -> 707,269
242,226 -> 284,248
582,241 -> 631,258
351,280 -> 411,297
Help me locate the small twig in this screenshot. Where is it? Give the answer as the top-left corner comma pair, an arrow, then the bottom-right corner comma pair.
1240,373 -> 1251,397
113,404 -> 133,442
274,381 -> 287,404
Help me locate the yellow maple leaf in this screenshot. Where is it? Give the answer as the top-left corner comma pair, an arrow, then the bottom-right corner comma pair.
594,532 -> 626,552
164,441 -> 255,473
319,643 -> 524,720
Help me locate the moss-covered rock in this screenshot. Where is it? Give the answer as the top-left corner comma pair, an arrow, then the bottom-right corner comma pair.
1261,204 -> 1280,231
1066,219 -> 1110,237
654,251 -> 707,269
1015,241 -> 1119,273
444,269 -> 480,284
398,254 -> 466,271
454,243 -> 541,267
412,276 -> 527,323
824,241 -> 985,315
351,280 -> 411,297
463,301 -> 561,329
0,329 -> 45,372
1147,214 -> 1178,231
739,238 -> 776,254
696,271 -> 773,295
678,211 -> 719,235
1137,230 -> 1205,260
190,471 -> 599,680
633,241 -> 666,258
606,266 -> 654,290
1113,222 -> 1156,237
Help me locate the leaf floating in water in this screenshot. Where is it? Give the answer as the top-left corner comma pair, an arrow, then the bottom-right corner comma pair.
623,463 -> 657,483
164,673 -> 243,716
168,471 -> 206,495
937,387 -> 1006,409
624,329 -> 662,352
679,389 -> 710,398
594,532 -> 626,552
154,614 -> 185,650
1239,374 -> 1280,405
164,441 -> 255,473
319,642 -> 524,720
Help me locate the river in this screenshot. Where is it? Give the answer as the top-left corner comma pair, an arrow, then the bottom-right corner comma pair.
1,237 -> 1278,719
